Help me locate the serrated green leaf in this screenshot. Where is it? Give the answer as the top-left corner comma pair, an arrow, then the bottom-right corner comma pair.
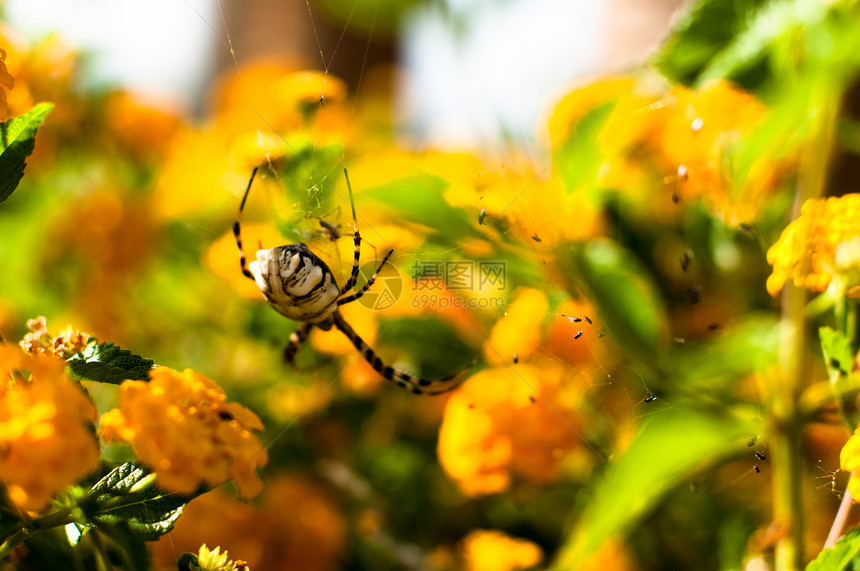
0,102 -> 53,204
67,341 -> 154,384
806,529 -> 860,570
552,408 -> 756,568
89,463 -> 201,541
90,462 -> 151,498
555,239 -> 667,361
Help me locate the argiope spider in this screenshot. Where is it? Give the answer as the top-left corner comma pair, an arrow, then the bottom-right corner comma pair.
233,167 -> 469,395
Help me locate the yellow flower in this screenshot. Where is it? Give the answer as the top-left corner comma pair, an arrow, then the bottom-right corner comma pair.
483,288 -> 548,366
99,367 -> 268,499
211,61 -> 350,144
766,194 -> 860,296
0,344 -> 99,510
658,81 -> 774,223
840,425 -> 860,500
460,530 -> 543,571
195,544 -> 231,571
437,364 -> 583,496
18,316 -> 91,359
547,76 -> 636,147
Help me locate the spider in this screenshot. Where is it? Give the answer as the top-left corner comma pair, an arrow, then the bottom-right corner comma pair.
233,167 -> 469,395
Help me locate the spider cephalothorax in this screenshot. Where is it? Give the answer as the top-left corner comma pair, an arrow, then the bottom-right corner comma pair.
234,167 -> 470,395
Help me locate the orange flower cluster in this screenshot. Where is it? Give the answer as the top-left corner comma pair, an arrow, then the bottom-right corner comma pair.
150,475 -> 345,571
766,194 -> 860,296
18,316 -> 90,359
0,47 -> 14,118
99,367 -> 268,499
437,364 -> 584,496
459,530 -> 543,571
438,288 -> 594,496
550,78 -> 780,224
0,344 -> 99,510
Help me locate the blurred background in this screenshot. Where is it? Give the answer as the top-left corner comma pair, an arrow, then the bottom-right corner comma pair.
5,0 -> 682,144
6,0 -> 856,570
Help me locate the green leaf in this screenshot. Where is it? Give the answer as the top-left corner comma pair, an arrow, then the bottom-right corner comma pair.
555,239 -> 668,361
670,315 -> 779,393
552,408 -> 756,568
697,0 -> 829,85
0,102 -> 53,204
806,529 -> 860,571
555,100 -> 615,199
820,326 -> 854,376
360,174 -> 481,241
177,552 -> 200,571
67,342 -> 154,384
89,463 -> 200,540
653,0 -> 769,86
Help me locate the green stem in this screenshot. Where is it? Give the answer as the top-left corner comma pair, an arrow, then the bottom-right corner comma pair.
0,507 -> 76,560
0,528 -> 28,560
773,283 -> 807,571
773,86 -> 839,571
90,530 -> 114,571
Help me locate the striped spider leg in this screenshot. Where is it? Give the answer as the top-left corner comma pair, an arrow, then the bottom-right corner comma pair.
233,167 -> 470,395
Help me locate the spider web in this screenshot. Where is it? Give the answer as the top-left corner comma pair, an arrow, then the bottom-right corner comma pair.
183,0 -> 678,458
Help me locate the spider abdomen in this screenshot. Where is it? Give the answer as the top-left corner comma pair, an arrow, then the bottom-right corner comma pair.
249,243 -> 340,323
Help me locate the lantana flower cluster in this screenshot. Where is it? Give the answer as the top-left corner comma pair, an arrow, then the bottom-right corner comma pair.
0,344 -> 100,510
438,288 -> 591,496
18,316 -> 90,359
100,367 -> 268,499
766,194 -> 860,296
550,78 -> 780,224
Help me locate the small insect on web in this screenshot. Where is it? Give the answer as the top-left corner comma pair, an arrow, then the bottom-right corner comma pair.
233,167 -> 473,395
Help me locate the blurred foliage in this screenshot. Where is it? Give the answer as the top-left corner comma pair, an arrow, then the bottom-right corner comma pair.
5,0 -> 860,570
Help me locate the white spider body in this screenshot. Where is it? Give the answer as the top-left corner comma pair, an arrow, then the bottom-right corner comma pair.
249,243 -> 340,327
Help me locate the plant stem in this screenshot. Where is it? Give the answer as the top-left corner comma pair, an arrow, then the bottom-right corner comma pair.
773,85 -> 839,571
773,282 -> 807,571
0,528 -> 28,560
0,507 -> 76,560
